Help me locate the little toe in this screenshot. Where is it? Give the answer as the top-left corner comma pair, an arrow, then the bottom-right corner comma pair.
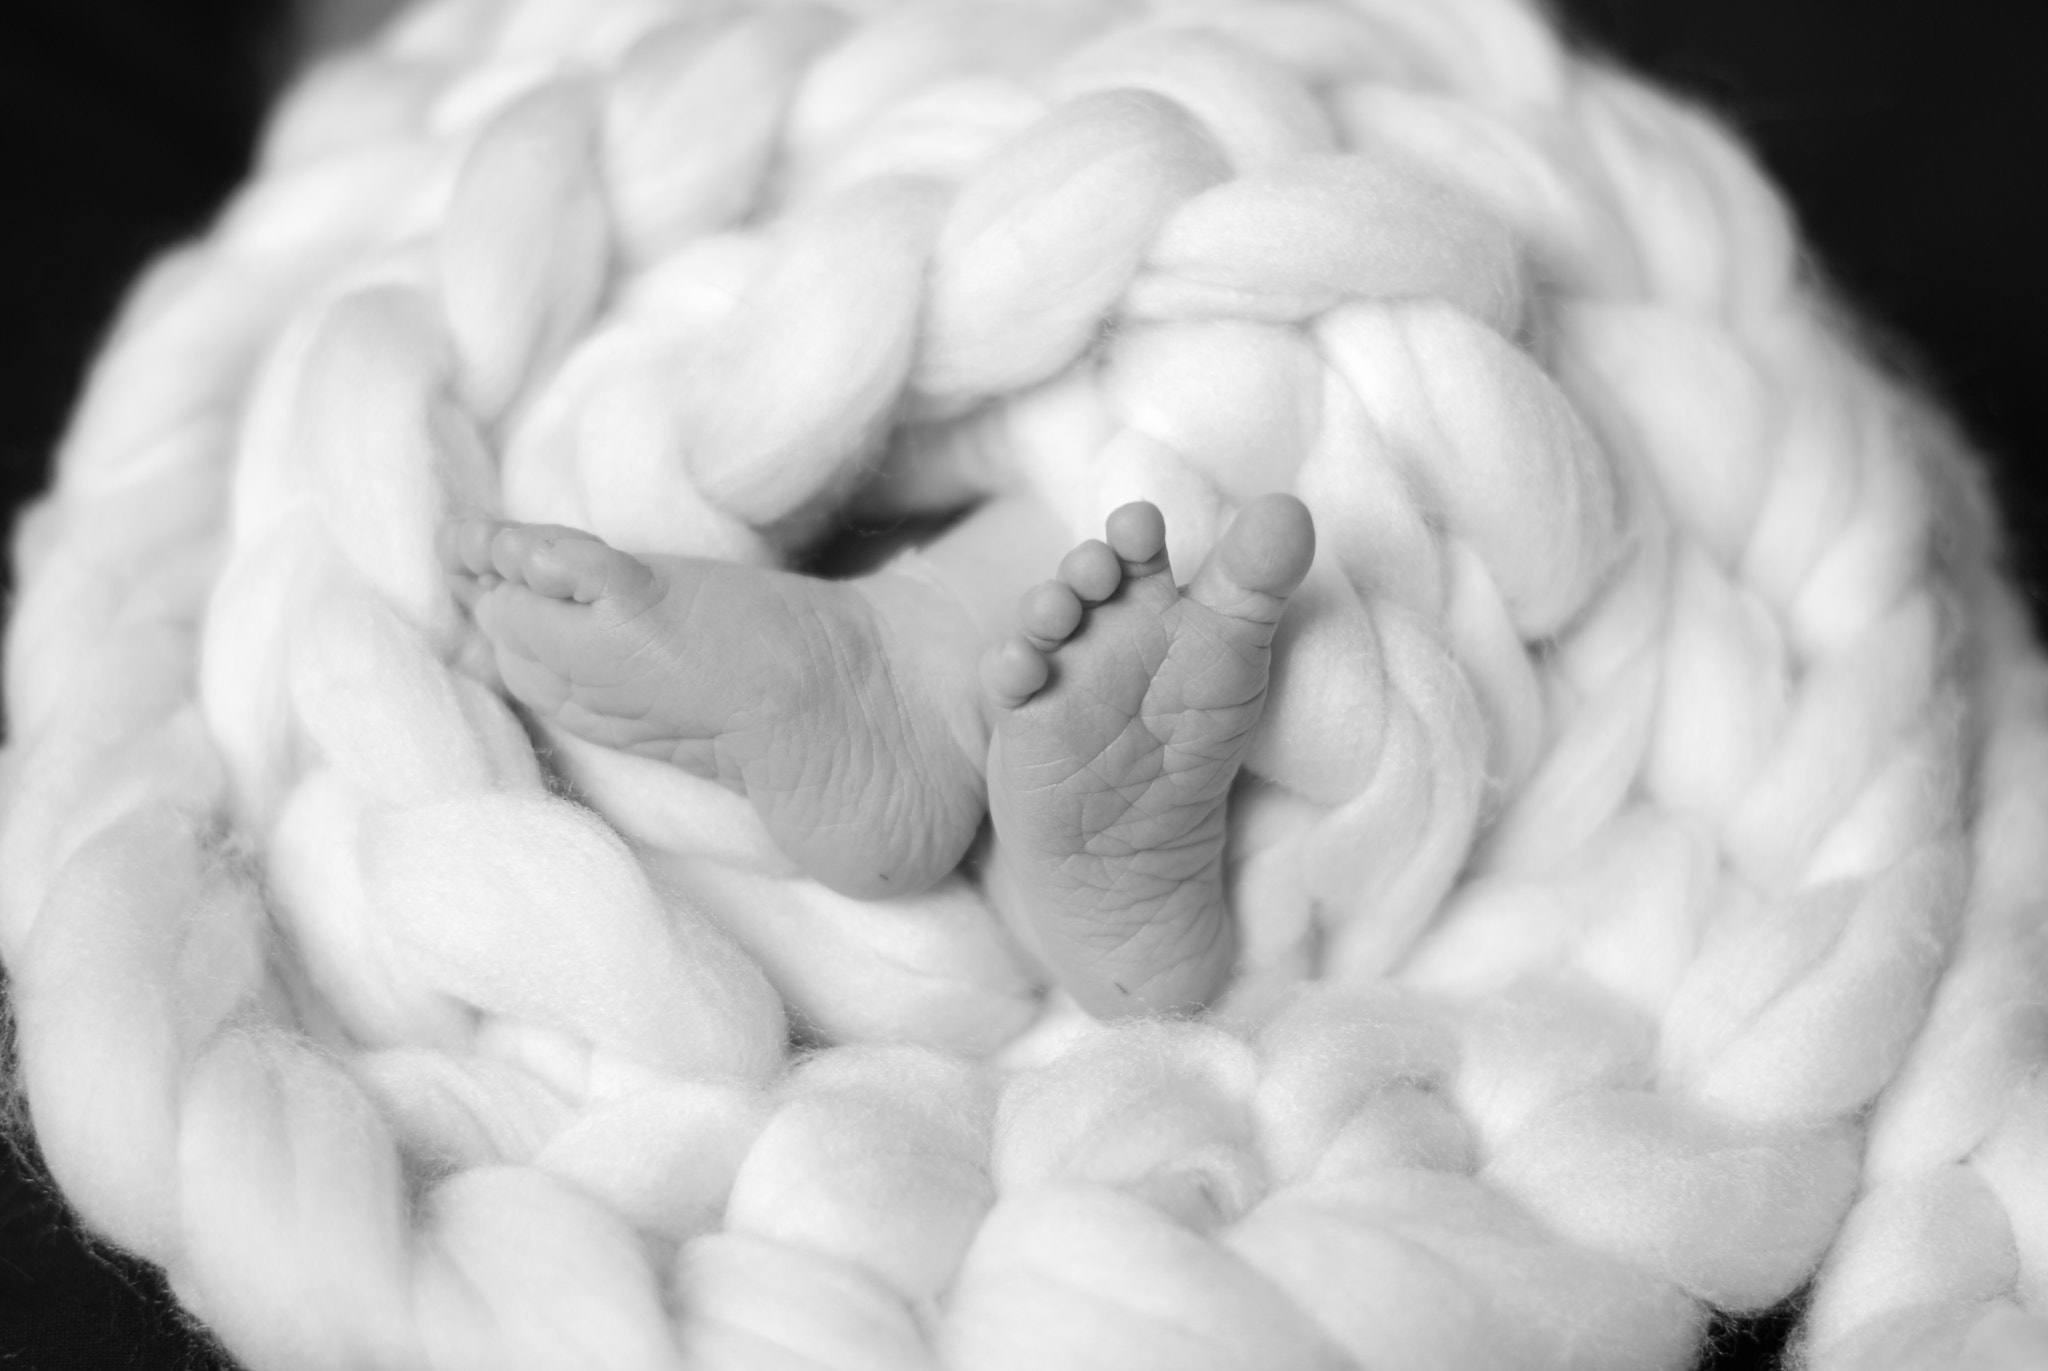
1188,494 -> 1316,622
1058,540 -> 1123,603
1019,580 -> 1084,648
1104,501 -> 1169,573
982,635 -> 1051,708
488,524 -> 546,585
441,516 -> 501,578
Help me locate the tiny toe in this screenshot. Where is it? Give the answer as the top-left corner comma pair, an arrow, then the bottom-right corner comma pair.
490,523 -> 603,594
489,525 -> 542,584
1189,494 -> 1316,619
1104,501 -> 1168,568
1217,494 -> 1316,597
1019,580 -> 1083,647
1058,540 -> 1122,603
461,519 -> 503,576
526,536 -> 655,604
982,636 -> 1051,706
442,517 -> 501,577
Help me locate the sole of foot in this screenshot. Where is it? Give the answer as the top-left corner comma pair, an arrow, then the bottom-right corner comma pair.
982,494 -> 1315,1018
440,515 -> 989,899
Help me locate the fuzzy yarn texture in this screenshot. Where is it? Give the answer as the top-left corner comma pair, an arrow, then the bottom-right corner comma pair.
4,0 -> 2046,1366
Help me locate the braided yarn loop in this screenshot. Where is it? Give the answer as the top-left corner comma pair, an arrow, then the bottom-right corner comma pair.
4,0 -> 2044,1366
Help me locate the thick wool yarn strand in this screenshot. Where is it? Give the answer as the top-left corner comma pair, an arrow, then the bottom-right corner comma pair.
2,0 -> 2042,1367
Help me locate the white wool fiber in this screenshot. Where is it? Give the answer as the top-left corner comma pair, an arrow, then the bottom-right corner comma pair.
3,0 -> 2044,1367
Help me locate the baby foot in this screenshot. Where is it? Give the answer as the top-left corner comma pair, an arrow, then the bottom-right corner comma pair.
982,495 -> 1315,1017
440,517 -> 990,900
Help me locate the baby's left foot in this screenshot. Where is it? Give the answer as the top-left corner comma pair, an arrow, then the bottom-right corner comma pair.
983,495 -> 1315,1017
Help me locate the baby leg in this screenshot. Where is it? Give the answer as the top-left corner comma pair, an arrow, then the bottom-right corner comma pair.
438,499 -> 1063,899
983,496 -> 1315,1018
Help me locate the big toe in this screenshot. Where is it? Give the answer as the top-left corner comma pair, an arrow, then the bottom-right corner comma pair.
495,524 -> 656,605
1189,494 -> 1315,621
1220,494 -> 1316,596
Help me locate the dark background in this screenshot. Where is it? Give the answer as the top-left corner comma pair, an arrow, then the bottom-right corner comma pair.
0,0 -> 2041,1365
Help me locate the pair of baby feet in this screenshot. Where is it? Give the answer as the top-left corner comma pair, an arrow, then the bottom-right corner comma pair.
439,494 -> 1314,1017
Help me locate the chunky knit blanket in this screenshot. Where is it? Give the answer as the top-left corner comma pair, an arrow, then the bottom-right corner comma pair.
4,0 -> 2045,1366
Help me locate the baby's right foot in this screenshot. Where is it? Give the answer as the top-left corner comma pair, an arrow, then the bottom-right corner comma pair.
440,518 -> 990,900
983,496 -> 1315,1018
